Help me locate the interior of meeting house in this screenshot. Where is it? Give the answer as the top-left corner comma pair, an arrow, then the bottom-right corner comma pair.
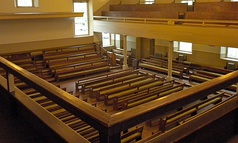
0,0 -> 238,143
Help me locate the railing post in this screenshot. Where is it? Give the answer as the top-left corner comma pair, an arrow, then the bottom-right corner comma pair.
99,129 -> 121,143
123,35 -> 128,70
236,83 -> 238,103
167,41 -> 173,80
7,72 -> 15,95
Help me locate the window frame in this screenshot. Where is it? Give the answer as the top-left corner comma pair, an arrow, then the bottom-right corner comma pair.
220,46 -> 238,62
102,32 -> 111,47
173,41 -> 192,54
73,1 -> 89,36
140,0 -> 155,4
181,0 -> 194,6
15,0 -> 35,7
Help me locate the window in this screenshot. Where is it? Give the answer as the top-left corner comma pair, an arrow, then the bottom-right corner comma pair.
102,33 -> 115,47
74,2 -> 88,36
232,0 -> 238,2
181,0 -> 194,5
220,46 -> 238,62
227,47 -> 238,59
102,33 -> 110,47
174,41 -> 192,54
140,0 -> 154,4
15,0 -> 38,7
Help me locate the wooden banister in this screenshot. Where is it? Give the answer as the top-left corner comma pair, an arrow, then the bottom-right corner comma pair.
0,56 -> 238,143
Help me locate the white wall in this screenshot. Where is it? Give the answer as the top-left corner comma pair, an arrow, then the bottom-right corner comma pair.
0,0 -> 75,44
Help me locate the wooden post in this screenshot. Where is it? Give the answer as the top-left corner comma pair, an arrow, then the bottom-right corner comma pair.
237,83 -> 238,102
99,129 -> 121,143
123,35 -> 128,70
7,72 -> 15,95
167,41 -> 173,80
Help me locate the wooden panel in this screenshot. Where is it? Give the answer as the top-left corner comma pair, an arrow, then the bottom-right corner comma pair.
109,3 -> 188,12
194,2 -> 238,12
0,12 -> 83,20
102,11 -> 179,18
93,20 -> 238,48
186,12 -> 238,20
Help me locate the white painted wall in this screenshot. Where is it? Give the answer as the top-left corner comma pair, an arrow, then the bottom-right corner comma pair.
0,0 -> 75,44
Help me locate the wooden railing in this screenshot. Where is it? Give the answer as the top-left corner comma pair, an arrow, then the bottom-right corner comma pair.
0,56 -> 238,143
94,16 -> 238,28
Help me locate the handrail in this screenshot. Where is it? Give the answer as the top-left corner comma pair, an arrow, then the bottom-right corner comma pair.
0,56 -> 238,143
94,16 -> 238,28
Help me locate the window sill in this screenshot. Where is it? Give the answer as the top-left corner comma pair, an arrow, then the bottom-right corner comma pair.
221,57 -> 238,62
174,50 -> 192,55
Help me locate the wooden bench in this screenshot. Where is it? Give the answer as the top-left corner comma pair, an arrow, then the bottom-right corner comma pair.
189,72 -> 237,91
76,69 -> 134,93
196,70 -> 222,78
121,126 -> 143,143
43,46 -> 96,61
91,74 -> 151,94
27,91 -> 100,142
123,83 -> 185,110
48,54 -> 102,69
93,76 -> 158,101
52,59 -> 108,76
158,92 -> 224,132
201,65 -> 232,74
55,65 -> 110,82
104,78 -> 165,105
139,62 -> 183,79
44,52 -> 98,66
88,72 -> 142,98
112,81 -> 174,110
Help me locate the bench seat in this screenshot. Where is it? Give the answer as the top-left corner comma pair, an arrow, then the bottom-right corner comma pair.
48,55 -> 102,69
56,66 -> 110,82
159,92 -> 224,132
104,79 -> 164,105
124,84 -> 184,109
139,62 -> 183,78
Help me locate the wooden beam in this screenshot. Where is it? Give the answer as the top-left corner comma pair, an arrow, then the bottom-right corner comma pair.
0,12 -> 83,20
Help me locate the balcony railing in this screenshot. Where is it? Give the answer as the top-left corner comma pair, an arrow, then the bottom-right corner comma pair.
0,56 -> 237,143
94,16 -> 238,28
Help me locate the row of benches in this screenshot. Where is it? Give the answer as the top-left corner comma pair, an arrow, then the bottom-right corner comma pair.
76,70 -> 185,111
41,45 -> 111,82
189,70 -> 237,91
0,46 -> 146,143
138,92 -> 225,143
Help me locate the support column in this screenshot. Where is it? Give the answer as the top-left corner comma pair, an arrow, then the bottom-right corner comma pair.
167,41 -> 173,80
123,35 -> 128,70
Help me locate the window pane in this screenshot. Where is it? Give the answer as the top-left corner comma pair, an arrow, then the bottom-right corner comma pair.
144,0 -> 154,4
179,42 -> 192,52
227,47 -> 238,59
174,41 -> 179,48
74,2 -> 88,35
102,33 -> 110,47
17,0 -> 33,7
181,0 -> 193,5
